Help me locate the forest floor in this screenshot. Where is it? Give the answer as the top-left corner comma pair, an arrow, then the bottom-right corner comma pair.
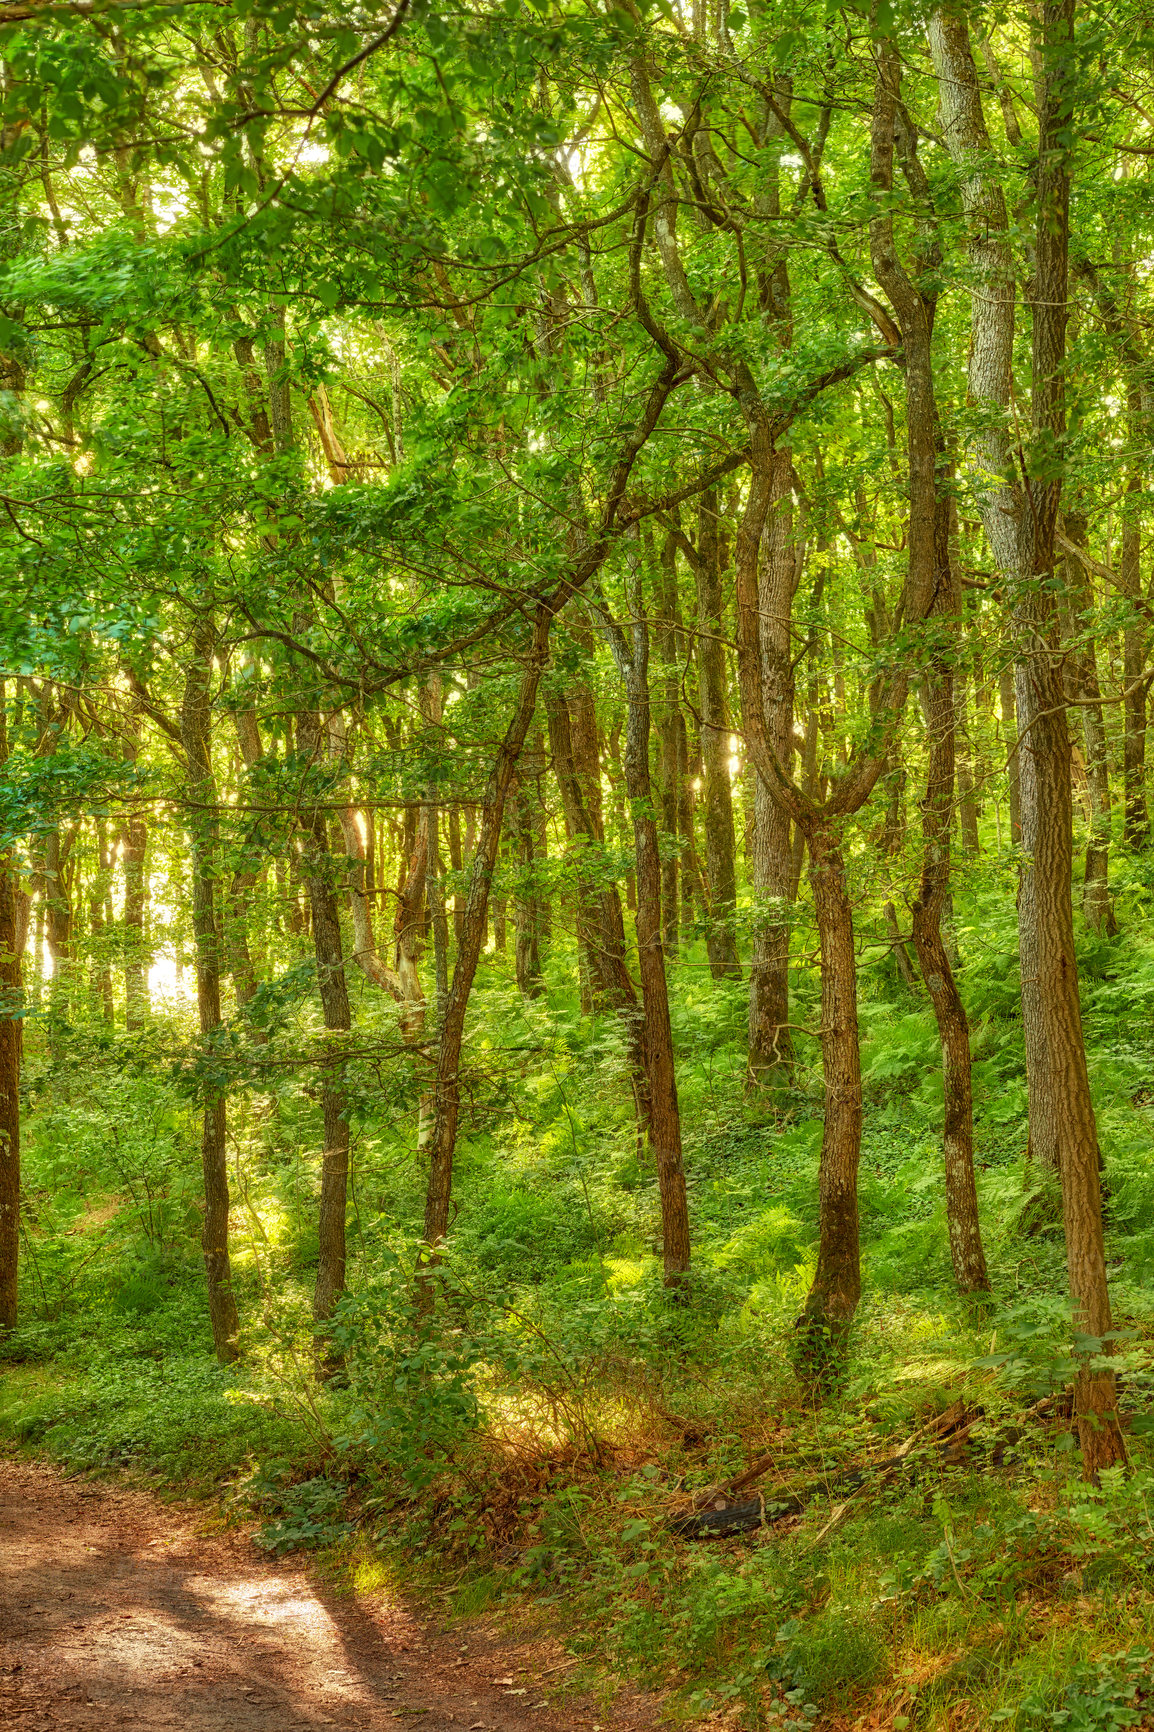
0,1458 -> 671,1732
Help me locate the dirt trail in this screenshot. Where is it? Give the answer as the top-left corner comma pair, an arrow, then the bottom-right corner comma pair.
0,1459 -> 666,1731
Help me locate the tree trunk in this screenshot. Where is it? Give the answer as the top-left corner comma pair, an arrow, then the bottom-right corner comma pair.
1064,518 -> 1117,934
0,683 -> 21,1334
296,709 -> 352,1333
422,608 -> 554,1274
748,447 -> 796,1084
797,820 -> 862,1358
911,493 -> 989,1295
599,554 -> 691,1288
999,664 -> 1022,845
89,819 -> 114,1023
1121,477 -> 1148,848
180,621 -> 240,1365
512,772 -> 543,999
655,534 -> 682,957
695,489 -> 741,980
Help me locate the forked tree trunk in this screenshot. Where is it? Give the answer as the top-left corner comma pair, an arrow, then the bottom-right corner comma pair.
180,621 -> 240,1365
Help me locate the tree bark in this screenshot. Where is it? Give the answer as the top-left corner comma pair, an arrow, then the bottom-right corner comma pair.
748,448 -> 796,1084
694,490 -> 741,980
180,620 -> 240,1365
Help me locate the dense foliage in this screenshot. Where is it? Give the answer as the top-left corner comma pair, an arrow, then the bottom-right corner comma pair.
2,0 -> 1154,1723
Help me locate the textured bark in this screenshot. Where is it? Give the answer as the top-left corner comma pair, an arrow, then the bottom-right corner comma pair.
798,823 -> 861,1354
180,621 -> 239,1365
296,708 -> 352,1332
748,448 -> 796,1084
694,490 -> 741,980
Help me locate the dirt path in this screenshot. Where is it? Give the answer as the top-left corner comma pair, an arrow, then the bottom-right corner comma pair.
0,1459 -> 668,1731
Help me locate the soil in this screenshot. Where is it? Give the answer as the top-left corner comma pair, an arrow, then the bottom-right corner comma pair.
0,1458 -> 669,1731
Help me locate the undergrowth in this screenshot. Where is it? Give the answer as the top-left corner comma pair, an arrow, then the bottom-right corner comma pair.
5,878 -> 1154,1730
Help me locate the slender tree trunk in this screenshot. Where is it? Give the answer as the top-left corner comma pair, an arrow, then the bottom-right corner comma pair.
89,819 -> 114,1023
422,608 -> 553,1273
600,554 -> 691,1287
999,664 -> 1022,845
448,805 -> 464,950
548,690 -> 650,1122
911,491 -> 989,1295
797,820 -> 862,1356
655,534 -> 681,957
512,773 -> 543,999
1121,477 -> 1148,848
296,708 -> 352,1332
695,490 -> 741,980
0,683 -> 21,1334
180,621 -> 240,1365
1064,517 -> 1117,933
956,674 -> 980,851
748,447 -> 796,1084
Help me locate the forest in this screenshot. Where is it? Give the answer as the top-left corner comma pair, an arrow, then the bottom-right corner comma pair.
1,0 -> 1154,1725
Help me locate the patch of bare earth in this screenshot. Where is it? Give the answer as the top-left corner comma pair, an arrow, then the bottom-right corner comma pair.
0,1459 -> 669,1731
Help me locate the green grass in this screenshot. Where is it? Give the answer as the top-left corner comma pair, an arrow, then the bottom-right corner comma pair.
5,864 -> 1154,1728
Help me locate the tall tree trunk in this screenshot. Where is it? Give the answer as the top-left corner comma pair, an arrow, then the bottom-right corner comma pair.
180,620 -> 240,1365
296,708 -> 352,1333
1120,476 -> 1148,848
998,664 -> 1022,846
598,553 -> 691,1287
930,0 -> 1124,1472
1064,517 -> 1117,933
748,447 -> 796,1084
0,683 -> 21,1334
422,606 -> 554,1278
548,691 -> 650,1122
512,772 -> 543,999
89,819 -> 114,1023
911,474 -> 989,1296
654,534 -> 682,957
695,489 -> 741,980
796,820 -> 861,1356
